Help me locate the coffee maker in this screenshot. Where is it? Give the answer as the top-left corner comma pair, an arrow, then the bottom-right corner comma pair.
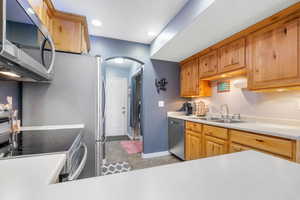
183,102 -> 193,116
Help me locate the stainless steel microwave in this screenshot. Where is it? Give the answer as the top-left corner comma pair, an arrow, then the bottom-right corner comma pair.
0,0 -> 55,82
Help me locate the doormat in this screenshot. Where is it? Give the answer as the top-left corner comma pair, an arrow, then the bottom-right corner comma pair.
120,140 -> 143,154
101,161 -> 132,176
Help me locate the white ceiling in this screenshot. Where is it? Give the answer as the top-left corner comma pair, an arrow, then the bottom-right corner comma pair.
151,0 -> 300,62
51,0 -> 188,44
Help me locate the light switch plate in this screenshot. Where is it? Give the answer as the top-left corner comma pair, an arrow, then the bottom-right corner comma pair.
158,101 -> 165,107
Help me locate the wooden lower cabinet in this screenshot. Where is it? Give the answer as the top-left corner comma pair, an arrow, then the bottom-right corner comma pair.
230,130 -> 293,159
185,131 -> 203,160
204,136 -> 228,157
184,121 -> 299,162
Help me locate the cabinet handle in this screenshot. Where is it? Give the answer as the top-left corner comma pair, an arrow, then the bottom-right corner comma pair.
255,139 -> 264,143
273,52 -> 277,59
283,27 -> 287,35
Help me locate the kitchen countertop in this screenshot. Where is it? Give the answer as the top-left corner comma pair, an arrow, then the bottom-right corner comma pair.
35,151 -> 300,200
2,151 -> 300,200
168,112 -> 300,140
0,153 -> 66,200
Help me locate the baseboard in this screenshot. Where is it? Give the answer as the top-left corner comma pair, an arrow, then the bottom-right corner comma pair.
142,151 -> 170,159
127,134 -> 143,141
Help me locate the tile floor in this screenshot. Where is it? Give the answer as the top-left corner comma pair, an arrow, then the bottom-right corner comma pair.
105,140 -> 181,171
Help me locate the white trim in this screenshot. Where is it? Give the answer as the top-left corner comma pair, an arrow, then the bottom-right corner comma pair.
142,151 -> 170,159
21,124 -> 85,131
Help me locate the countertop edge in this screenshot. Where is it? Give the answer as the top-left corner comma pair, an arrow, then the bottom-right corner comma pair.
168,114 -> 300,140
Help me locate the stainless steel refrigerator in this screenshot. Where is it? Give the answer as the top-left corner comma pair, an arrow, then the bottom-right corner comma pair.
22,52 -> 104,178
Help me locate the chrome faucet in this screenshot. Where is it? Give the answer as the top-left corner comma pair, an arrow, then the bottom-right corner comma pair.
220,104 -> 229,120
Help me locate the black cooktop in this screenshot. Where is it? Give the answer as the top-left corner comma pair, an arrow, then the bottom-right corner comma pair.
0,128 -> 82,158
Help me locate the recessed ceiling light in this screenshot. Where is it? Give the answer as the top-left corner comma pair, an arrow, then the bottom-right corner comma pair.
0,71 -> 20,78
115,58 -> 124,64
148,31 -> 156,37
92,19 -> 102,27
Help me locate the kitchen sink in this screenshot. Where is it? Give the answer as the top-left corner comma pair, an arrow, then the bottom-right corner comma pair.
187,116 -> 244,123
211,119 -> 244,123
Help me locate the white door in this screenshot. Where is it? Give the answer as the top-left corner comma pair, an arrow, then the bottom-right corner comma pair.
105,76 -> 128,136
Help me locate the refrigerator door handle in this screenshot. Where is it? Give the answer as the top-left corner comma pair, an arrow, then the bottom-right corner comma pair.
68,142 -> 88,181
102,80 -> 106,120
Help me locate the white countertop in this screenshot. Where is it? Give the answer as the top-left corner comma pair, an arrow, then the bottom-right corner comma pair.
34,151 -> 300,200
168,113 -> 300,140
0,153 -> 66,200
2,151 -> 300,200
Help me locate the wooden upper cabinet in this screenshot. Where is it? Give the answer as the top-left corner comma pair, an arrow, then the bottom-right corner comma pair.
247,18 -> 300,90
28,0 -> 90,54
180,59 -> 211,97
199,50 -> 218,78
52,17 -> 82,53
218,38 -> 246,73
180,59 -> 199,97
180,60 -> 192,97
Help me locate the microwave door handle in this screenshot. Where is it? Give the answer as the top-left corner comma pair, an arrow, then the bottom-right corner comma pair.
68,142 -> 88,181
41,37 -> 56,74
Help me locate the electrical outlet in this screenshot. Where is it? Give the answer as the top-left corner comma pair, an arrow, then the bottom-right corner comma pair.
158,101 -> 165,107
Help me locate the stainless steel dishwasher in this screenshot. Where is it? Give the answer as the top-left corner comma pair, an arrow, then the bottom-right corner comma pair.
168,118 -> 185,160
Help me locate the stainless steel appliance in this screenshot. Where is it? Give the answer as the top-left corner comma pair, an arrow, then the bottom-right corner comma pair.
168,118 -> 185,160
0,127 -> 87,181
0,0 -> 55,81
22,53 -> 102,178
0,112 -> 9,146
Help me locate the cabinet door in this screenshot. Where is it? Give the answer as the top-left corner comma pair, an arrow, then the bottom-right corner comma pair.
204,136 -> 227,157
41,1 -> 52,28
185,131 -> 202,160
248,18 -> 300,90
51,17 -> 82,53
180,59 -> 199,97
190,58 -> 199,95
180,63 -> 189,96
218,38 -> 246,73
199,50 -> 218,78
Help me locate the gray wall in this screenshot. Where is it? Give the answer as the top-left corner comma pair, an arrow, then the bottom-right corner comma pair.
22,53 -> 98,178
90,36 -> 185,154
0,81 -> 22,117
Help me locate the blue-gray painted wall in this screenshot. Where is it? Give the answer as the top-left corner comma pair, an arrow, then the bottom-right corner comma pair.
90,36 -> 186,154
